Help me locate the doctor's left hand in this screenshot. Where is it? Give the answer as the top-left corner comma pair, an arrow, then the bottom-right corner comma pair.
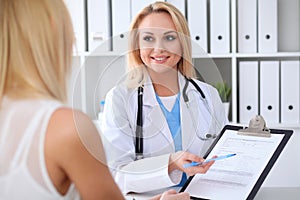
168,151 -> 215,176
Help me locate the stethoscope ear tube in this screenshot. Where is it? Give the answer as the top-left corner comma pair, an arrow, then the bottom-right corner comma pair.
186,78 -> 206,99
183,77 -> 206,103
135,86 -> 144,160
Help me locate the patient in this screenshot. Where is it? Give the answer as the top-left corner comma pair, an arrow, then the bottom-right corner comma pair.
0,0 -> 189,199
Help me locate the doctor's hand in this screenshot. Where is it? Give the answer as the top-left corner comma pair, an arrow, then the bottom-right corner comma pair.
169,151 -> 215,176
149,189 -> 190,200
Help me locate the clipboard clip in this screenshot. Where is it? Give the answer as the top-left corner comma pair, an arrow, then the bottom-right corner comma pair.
238,115 -> 271,137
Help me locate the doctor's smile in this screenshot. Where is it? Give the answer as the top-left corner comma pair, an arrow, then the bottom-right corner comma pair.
151,56 -> 170,64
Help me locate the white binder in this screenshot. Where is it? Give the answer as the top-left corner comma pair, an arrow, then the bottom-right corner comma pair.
280,60 -> 300,124
260,61 -> 280,124
131,0 -> 157,20
187,0 -> 208,53
278,0 -> 300,52
87,0 -> 111,52
65,0 -> 86,53
237,0 -> 257,53
112,0 -> 131,53
165,0 -> 186,17
239,61 -> 259,124
210,0 -> 230,54
258,0 -> 278,53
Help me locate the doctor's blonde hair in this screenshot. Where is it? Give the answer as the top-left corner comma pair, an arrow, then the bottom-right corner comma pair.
0,0 -> 74,104
126,1 -> 196,88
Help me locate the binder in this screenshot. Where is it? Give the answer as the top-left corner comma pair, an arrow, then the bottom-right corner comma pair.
131,0 -> 157,20
165,0 -> 186,17
67,57 -> 82,110
64,0 -> 86,53
258,0 -> 278,53
180,115 -> 293,200
239,61 -> 259,124
260,61 -> 280,124
210,0 -> 230,54
280,60 -> 300,124
111,0 -> 131,53
278,0 -> 300,52
237,0 -> 257,53
187,0 -> 208,53
87,0 -> 111,52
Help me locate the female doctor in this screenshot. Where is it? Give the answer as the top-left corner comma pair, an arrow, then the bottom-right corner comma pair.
101,1 -> 228,194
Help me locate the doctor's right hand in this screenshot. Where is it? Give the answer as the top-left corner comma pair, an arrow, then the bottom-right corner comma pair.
169,151 -> 215,176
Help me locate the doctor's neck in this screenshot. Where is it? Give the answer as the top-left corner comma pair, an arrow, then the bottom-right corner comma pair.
150,72 -> 179,97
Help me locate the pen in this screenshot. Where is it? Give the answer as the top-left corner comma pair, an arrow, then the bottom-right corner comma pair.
183,153 -> 236,168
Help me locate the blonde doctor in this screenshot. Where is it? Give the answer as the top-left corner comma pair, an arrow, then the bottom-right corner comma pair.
101,1 -> 228,194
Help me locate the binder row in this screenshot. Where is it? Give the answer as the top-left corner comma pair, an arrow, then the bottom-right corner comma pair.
65,0 -> 282,54
238,0 -> 278,53
239,60 -> 300,125
65,0 -> 235,54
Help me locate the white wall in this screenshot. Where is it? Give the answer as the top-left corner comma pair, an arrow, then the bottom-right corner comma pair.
263,128 -> 300,187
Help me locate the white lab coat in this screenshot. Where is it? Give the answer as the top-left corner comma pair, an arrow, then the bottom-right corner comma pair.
101,73 -> 228,194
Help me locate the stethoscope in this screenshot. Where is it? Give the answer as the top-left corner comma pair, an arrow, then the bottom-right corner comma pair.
135,77 -> 218,160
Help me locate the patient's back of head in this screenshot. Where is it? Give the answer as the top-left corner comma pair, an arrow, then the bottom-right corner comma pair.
0,0 -> 74,103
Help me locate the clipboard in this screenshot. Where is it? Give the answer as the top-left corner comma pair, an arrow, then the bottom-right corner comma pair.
180,116 -> 293,200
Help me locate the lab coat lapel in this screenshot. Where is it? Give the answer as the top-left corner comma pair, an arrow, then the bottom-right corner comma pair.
142,78 -> 174,145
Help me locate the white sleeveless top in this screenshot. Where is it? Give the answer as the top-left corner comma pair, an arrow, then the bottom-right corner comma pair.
0,97 -> 80,200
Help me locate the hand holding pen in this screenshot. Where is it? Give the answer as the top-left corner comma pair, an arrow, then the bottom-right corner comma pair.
183,153 -> 236,168
169,151 -> 216,176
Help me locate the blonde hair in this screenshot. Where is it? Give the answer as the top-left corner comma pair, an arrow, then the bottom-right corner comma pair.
0,0 -> 74,103
127,1 -> 195,88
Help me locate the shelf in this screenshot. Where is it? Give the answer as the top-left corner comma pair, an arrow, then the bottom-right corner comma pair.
235,52 -> 300,58
229,122 -> 300,130
83,51 -> 127,57
192,53 -> 234,58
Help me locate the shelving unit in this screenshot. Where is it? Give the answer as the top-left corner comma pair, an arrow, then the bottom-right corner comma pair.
68,0 -> 300,129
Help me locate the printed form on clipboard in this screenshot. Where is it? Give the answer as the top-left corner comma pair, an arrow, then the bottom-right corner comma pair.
180,116 -> 293,200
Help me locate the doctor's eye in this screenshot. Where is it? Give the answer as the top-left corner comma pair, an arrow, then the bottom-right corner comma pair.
164,35 -> 177,41
143,35 -> 154,42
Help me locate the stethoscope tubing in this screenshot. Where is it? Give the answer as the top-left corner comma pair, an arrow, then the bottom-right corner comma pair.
135,77 -> 209,159
135,86 -> 144,160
